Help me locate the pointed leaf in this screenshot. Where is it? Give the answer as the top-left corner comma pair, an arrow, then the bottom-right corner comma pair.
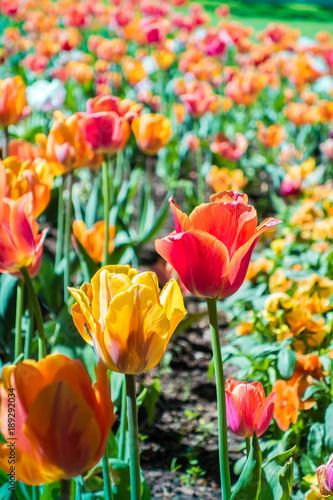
260,447 -> 295,500
231,433 -> 262,500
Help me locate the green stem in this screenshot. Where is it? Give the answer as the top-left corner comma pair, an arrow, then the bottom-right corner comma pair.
118,376 -> 127,461
195,121 -> 204,204
60,479 -> 71,500
20,267 -> 46,360
126,374 -> 141,500
55,176 -> 65,270
64,172 -> 73,301
114,149 -> 124,190
24,298 -> 34,360
3,126 -> 9,159
14,279 -> 24,360
32,486 -> 39,500
102,447 -> 114,500
102,159 -> 110,267
138,157 -> 152,239
245,436 -> 250,458
206,298 -> 231,500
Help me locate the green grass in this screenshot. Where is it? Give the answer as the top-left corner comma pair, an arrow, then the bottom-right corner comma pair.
194,0 -> 333,38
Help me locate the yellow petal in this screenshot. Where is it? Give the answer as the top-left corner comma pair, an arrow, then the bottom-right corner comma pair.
132,271 -> 160,302
68,285 -> 96,345
160,278 -> 187,337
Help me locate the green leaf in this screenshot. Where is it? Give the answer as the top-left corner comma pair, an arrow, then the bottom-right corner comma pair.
307,423 -> 324,465
231,433 -> 262,500
85,173 -> 101,229
260,446 -> 295,500
277,349 -> 297,380
40,483 -> 59,499
325,403 -> 333,452
109,459 -> 130,500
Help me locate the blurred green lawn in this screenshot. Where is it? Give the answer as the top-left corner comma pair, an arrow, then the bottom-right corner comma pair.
192,0 -> 333,37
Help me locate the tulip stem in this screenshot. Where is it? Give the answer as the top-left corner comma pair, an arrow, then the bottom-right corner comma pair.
195,121 -> 204,204
64,172 -> 73,301
102,158 -> 110,267
32,486 -> 39,500
24,297 -> 34,360
206,298 -> 231,500
14,279 -> 24,360
3,126 -> 9,159
55,175 -> 65,270
20,266 -> 46,360
102,446 -> 114,500
245,436 -> 250,458
60,479 -> 71,500
126,374 -> 141,500
118,376 -> 127,461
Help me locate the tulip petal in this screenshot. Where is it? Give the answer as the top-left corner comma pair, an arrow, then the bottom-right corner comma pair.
169,197 -> 193,233
155,229 -> 229,298
254,392 -> 276,437
220,217 -> 281,298
189,201 -> 257,258
132,271 -> 160,302
225,390 -> 246,437
68,286 -> 96,344
160,278 -> 187,337
24,380 -> 101,478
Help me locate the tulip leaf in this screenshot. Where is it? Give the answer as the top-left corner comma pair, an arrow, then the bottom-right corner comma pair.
307,423 -> 325,466
325,403 -> 333,452
231,433 -> 262,500
109,458 -> 131,500
277,349 -> 297,380
260,446 -> 295,500
40,483 -> 59,499
85,173 -> 101,229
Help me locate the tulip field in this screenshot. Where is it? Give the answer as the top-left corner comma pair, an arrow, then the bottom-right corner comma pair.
1,0 -> 333,498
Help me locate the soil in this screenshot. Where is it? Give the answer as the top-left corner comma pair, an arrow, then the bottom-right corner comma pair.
138,301 -> 242,500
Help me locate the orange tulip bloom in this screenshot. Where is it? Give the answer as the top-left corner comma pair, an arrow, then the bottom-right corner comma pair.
46,111 -> 94,173
225,379 -> 276,437
73,220 -> 115,263
0,165 -> 47,277
272,380 -> 299,431
96,38 -> 127,63
206,166 -> 248,193
2,157 -> 51,217
257,121 -> 286,148
8,139 -> 38,161
0,355 -> 115,485
68,265 -> 186,374
132,114 -> 172,155
155,191 -> 281,299
0,76 -> 27,127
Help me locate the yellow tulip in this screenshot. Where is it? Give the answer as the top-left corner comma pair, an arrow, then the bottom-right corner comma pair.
132,114 -> 172,155
68,265 -> 187,374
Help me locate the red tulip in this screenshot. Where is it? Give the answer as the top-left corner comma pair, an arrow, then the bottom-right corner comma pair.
77,111 -> 130,154
225,379 -> 276,438
155,191 -> 281,299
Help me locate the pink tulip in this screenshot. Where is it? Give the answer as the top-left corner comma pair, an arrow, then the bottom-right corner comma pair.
225,379 -> 276,438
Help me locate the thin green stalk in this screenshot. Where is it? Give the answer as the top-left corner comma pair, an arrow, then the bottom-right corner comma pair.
20,267 -> 46,360
138,157 -> 153,239
102,447 -> 114,500
14,279 -> 24,360
3,126 -> 9,159
64,172 -> 73,301
60,479 -> 71,500
118,376 -> 127,461
32,486 -> 39,500
194,121 -> 204,204
114,150 -> 124,190
24,299 -> 34,360
55,176 -> 65,269
102,159 -> 110,267
126,374 -> 141,500
206,298 -> 231,500
245,436 -> 250,458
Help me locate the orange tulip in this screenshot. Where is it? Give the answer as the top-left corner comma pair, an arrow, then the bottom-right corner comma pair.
73,220 -> 115,263
96,38 -> 127,63
272,379 -> 299,431
0,164 -> 47,277
0,354 -> 115,485
207,166 -> 248,194
155,191 -> 281,299
0,76 -> 27,127
68,265 -> 186,374
257,122 -> 286,148
2,157 -> 51,217
46,111 -> 94,173
132,114 -> 172,155
8,139 -> 38,161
